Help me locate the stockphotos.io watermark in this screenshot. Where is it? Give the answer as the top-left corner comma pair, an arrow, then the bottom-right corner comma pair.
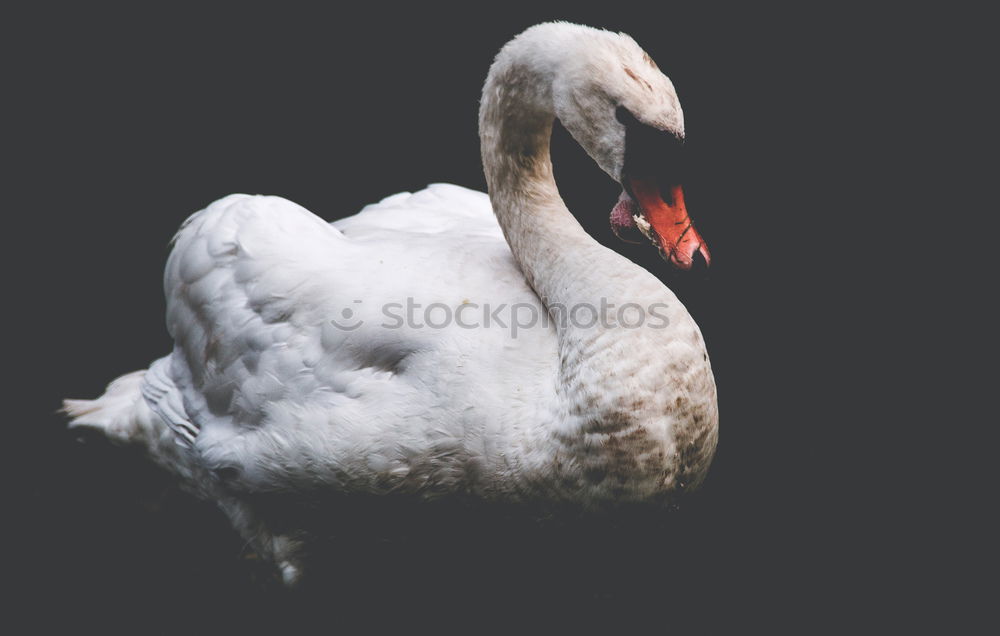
329,298 -> 671,338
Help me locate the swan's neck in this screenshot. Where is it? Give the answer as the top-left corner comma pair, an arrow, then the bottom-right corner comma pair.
479,51 -> 632,318
479,41 -> 684,423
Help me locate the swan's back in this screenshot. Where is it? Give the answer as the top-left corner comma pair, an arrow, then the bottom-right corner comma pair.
126,184 -> 562,498
334,183 -> 502,239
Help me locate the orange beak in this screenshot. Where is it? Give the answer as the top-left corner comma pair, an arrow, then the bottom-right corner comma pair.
628,178 -> 710,270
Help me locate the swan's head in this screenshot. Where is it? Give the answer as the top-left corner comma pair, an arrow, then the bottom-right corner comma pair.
547,24 -> 710,270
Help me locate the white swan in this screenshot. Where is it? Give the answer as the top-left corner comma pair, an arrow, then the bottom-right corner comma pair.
64,22 -> 718,585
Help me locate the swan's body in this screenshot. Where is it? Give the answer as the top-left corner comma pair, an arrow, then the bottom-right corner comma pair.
65,23 -> 718,584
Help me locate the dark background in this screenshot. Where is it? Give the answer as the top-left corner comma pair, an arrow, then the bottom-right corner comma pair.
7,3 -> 963,633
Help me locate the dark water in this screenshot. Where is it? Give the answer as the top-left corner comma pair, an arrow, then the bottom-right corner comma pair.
23,426 -> 802,633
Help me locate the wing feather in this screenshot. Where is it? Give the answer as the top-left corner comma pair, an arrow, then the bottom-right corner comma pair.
138,185 -> 552,492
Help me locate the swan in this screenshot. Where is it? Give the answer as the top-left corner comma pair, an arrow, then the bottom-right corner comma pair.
64,22 -> 718,585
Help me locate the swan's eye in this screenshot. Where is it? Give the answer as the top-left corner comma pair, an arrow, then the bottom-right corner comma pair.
618,106 -> 685,198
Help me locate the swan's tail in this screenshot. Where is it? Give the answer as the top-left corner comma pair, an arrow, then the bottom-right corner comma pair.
63,370 -> 156,445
